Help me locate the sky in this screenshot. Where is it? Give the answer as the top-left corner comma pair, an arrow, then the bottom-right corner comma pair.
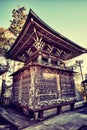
0,0 -> 87,48
0,0 -> 87,80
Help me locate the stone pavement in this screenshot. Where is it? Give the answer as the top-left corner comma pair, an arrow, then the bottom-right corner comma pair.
22,107 -> 87,130
0,102 -> 87,130
0,107 -> 38,129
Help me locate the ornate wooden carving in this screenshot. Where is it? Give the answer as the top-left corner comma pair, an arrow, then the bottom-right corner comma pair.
26,48 -> 32,56
33,37 -> 45,50
18,54 -> 27,62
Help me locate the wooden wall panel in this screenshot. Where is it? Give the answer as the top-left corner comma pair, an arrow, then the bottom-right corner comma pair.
12,73 -> 22,102
12,65 -> 76,109
21,69 -> 31,105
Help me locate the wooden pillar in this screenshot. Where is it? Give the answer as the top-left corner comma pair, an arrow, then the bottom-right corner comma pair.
57,106 -> 61,114
38,110 -> 44,120
48,57 -> 51,66
70,103 -> 74,111
57,61 -> 60,67
37,54 -> 42,64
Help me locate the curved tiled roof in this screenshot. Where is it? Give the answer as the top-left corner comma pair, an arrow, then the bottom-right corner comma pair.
7,9 -> 87,62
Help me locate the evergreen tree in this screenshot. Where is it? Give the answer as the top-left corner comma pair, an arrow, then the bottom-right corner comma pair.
0,27 -> 14,56
0,6 -> 27,97
9,6 -> 27,37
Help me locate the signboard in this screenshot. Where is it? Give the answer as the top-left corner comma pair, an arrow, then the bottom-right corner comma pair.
36,73 -> 58,101
60,74 -> 75,97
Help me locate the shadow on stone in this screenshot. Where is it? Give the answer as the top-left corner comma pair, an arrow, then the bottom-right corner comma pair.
78,125 -> 87,130
78,108 -> 87,114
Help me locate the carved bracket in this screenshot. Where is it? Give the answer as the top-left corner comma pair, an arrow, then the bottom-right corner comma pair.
33,37 -> 45,50
18,54 -> 27,62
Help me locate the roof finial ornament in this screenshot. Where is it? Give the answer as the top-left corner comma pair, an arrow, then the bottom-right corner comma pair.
31,18 -> 33,21
31,18 -> 34,24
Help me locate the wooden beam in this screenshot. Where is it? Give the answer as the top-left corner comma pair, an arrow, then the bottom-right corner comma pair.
34,20 -> 83,52
37,31 -> 76,53
10,22 -> 32,54
13,31 -> 35,57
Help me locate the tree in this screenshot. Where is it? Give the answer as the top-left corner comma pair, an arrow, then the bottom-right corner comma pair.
9,6 -> 27,37
0,27 -> 14,56
0,28 -> 14,97
0,6 -> 27,97
0,6 -> 27,56
8,6 -> 27,72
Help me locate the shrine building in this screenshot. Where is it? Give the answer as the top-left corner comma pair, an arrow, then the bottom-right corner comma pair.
7,9 -> 87,120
